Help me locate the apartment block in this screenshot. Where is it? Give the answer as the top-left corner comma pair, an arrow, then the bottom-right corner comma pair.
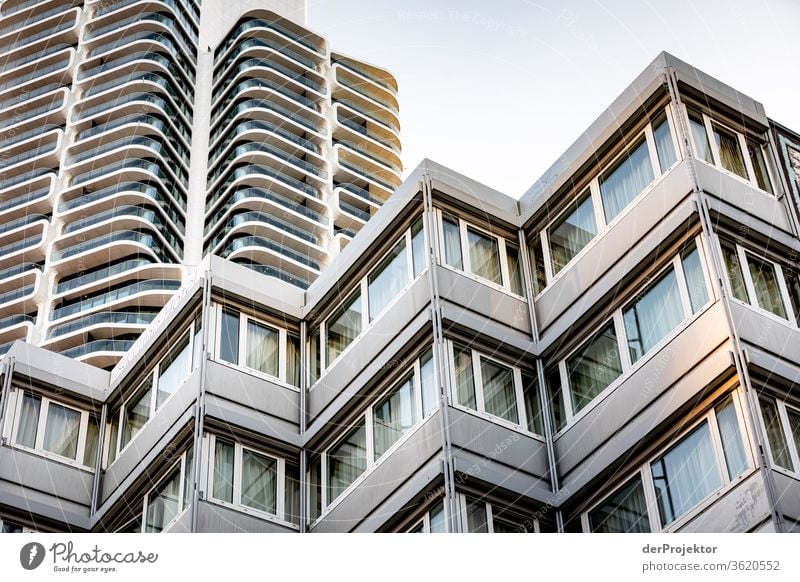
0,4 -> 799,533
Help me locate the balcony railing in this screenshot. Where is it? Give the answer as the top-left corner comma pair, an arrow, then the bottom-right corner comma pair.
216,17 -> 324,60
214,164 -> 320,199
48,310 -> 159,339
212,98 -> 324,141
221,235 -> 320,271
205,186 -> 328,228
206,209 -> 320,253
62,204 -> 182,252
210,119 -> 319,165
60,339 -> 136,359
214,37 -> 319,82
59,180 -> 186,215
54,256 -> 154,295
50,230 -> 170,263
209,142 -> 326,183
51,279 -> 181,320
234,260 -> 310,290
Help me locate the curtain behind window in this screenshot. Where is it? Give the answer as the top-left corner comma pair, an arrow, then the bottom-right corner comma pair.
549,191 -> 596,274
146,469 -> 180,533
467,228 -> 502,284
747,255 -> 787,318
16,392 -> 40,448
589,476 -> 651,533
42,403 -> 80,459
567,323 -> 622,413
480,359 -> 518,424
759,398 -> 793,471
213,439 -> 235,503
373,376 -> 416,458
600,138 -> 654,222
241,450 -> 277,514
713,124 -> 747,178
623,269 -> 684,363
245,320 -> 279,376
328,423 -> 367,502
368,241 -> 408,321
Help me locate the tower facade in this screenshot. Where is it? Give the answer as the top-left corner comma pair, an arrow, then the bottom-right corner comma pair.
0,0 -> 401,368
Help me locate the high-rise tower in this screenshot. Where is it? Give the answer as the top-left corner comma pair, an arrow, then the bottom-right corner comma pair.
0,0 -> 402,368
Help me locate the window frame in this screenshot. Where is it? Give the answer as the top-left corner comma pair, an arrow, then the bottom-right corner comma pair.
105,318 -> 201,467
141,449 -> 192,533
684,105 -> 777,195
457,493 -> 539,533
314,349 -> 436,519
435,209 -> 525,298
717,236 -> 799,329
205,434 -> 298,528
212,304 -> 299,388
581,390 -> 753,532
756,395 -> 800,479
309,217 -> 428,385
550,237 -> 713,432
534,105 -> 682,294
9,389 -> 99,470
446,340 -> 543,438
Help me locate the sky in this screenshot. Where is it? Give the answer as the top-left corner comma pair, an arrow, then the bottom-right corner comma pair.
308,0 -> 800,199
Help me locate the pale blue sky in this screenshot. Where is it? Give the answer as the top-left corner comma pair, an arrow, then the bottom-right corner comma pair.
309,0 -> 800,198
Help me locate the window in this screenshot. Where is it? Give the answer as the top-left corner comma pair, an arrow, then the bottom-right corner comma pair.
459,494 -> 537,533
758,396 -> 800,474
549,239 -> 712,429
106,319 -> 202,465
584,394 -> 750,531
318,349 -> 437,512
686,107 -> 774,193
719,238 -> 799,326
437,211 -> 523,296
534,107 -> 679,290
11,390 -> 100,469
450,342 -> 542,434
214,307 -> 300,387
0,519 -> 35,533
143,449 -> 192,533
309,220 -> 428,380
208,435 -> 299,525
407,501 -> 447,533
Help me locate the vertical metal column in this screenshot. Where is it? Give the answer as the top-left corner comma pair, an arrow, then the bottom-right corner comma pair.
190,272 -> 212,532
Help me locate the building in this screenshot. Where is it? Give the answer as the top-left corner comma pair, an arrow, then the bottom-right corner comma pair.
0,0 -> 401,367
0,15 -> 799,532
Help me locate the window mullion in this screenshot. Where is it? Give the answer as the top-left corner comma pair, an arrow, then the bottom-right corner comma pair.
405,230 -> 414,280
737,246 -> 758,308
739,132 -> 758,186
278,329 -> 287,383
540,230 -> 554,283
238,314 -> 247,366
672,256 -> 693,318
695,235 -> 718,302
613,311 -> 632,372
472,350 -> 485,413
665,103 -> 684,160
498,237 -> 511,291
486,502 -> 495,533
513,366 -> 525,427
413,359 -> 423,419
34,397 -> 48,450
360,278 -> 369,331
777,401 -> 800,473
320,321 -> 326,372
640,465 -> 662,533
233,443 -> 243,506
76,411 -> 89,464
559,360 -> 573,424
320,452 -> 328,511
277,457 -> 286,520
589,178 -> 605,229
644,125 -> 661,177
774,264 -> 797,325
365,409 -> 374,469
704,114 -> 721,168
460,219 -> 471,275
707,409 -> 731,484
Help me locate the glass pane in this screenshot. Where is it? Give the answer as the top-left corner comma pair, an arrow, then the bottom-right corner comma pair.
599,137 -> 655,222
15,392 -> 40,448
653,112 -> 677,173
506,244 -> 525,296
522,373 -> 544,435
420,348 -> 437,416
373,376 -> 417,458
681,244 -> 709,313
429,502 -> 446,533
183,447 -> 193,510
145,468 -> 181,533
83,416 -> 100,468
219,309 -> 240,364
245,320 -> 279,376
713,123 -> 747,178
241,449 -> 277,514
467,227 -> 502,285
465,498 -> 488,533
191,313 -> 203,370
759,397 -> 793,471
783,269 -> 800,327
688,109 -> 713,163
42,403 -> 81,459
480,358 -> 519,423
715,397 -> 748,480
651,422 -> 722,526
411,215 -> 426,277
545,366 -> 566,432
442,214 -> 463,270
720,241 -> 749,303
308,457 -> 321,521
121,380 -> 152,449
309,327 -> 321,385
368,240 -> 408,321
589,476 -> 651,532
1,521 -> 23,533
326,291 -> 362,365
212,439 -> 235,503
623,268 -> 684,363
747,139 -> 773,193
566,323 -> 623,413
107,413 -> 119,465
786,408 -> 800,469
156,333 -> 191,408
285,462 -> 301,525
328,422 -> 367,502
528,233 -> 547,294
453,344 -> 476,409
747,255 -> 787,318
548,190 -> 597,275
492,519 -> 524,533
286,334 -> 301,388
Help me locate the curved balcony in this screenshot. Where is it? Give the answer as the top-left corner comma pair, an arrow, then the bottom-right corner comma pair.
233,259 -> 311,290
0,44 -> 73,94
332,54 -> 397,94
50,278 -> 181,322
60,204 -> 183,254
208,141 -> 327,185
209,164 -> 322,212
334,65 -> 399,113
213,56 -> 324,103
53,257 -> 181,300
0,315 -> 36,350
2,0 -> 73,17
335,112 -> 401,157
0,167 -> 54,194
82,11 -> 196,61
214,37 -> 320,85
0,124 -> 60,151
210,118 -> 320,167
335,146 -> 401,192
0,89 -> 68,133
50,230 -> 173,272
211,98 -> 325,145
47,309 -> 159,340
58,338 -> 136,367
94,0 -> 198,41
216,16 -> 325,62
212,72 -> 323,122
0,262 -> 41,288
333,137 -> 401,174
82,68 -> 192,111
334,98 -> 400,136
0,8 -> 80,60
74,111 -> 188,150
221,235 -> 321,282
0,176 -> 53,223
0,3 -> 76,42
71,89 -> 192,132
0,283 -> 37,320
69,157 -> 187,194
0,133 -> 61,175
0,228 -> 46,271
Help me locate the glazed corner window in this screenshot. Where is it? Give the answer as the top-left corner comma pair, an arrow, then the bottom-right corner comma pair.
687,107 -> 774,193
438,212 -> 524,296
13,391 -> 100,468
587,395 -> 748,531
599,135 -> 655,222
144,449 -> 192,533
451,342 -> 542,434
759,396 -> 800,473
209,436 -> 299,525
215,307 -> 301,387
720,239 -> 798,325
